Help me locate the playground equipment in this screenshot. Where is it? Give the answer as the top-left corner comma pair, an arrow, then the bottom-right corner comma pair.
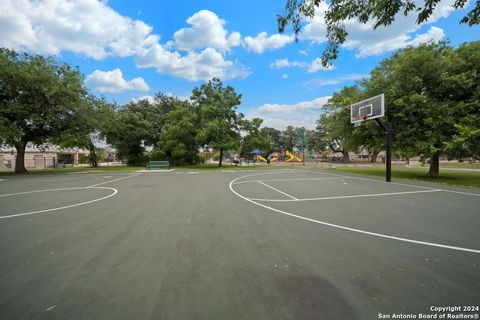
270,155 -> 278,162
285,150 -> 302,163
258,155 -> 267,162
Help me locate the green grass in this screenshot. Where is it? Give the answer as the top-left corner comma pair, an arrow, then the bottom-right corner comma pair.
174,163 -> 297,171
329,166 -> 480,188
0,163 -> 297,175
0,166 -> 144,175
437,162 -> 480,169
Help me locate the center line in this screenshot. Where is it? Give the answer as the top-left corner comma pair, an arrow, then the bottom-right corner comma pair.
257,181 -> 298,200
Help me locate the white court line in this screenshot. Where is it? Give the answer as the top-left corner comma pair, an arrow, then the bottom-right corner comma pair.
300,169 -> 438,190
87,173 -> 142,187
0,187 -> 117,219
257,181 -> 298,200
439,189 -> 480,197
300,169 -> 480,196
248,189 -> 443,202
232,176 -> 351,185
229,172 -> 480,254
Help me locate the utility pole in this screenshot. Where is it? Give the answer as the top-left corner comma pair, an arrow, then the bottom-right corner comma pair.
301,128 -> 306,166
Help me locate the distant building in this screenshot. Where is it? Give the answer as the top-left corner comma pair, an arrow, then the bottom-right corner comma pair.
0,144 -> 89,171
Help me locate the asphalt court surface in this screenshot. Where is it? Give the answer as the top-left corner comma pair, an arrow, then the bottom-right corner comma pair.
0,169 -> 479,319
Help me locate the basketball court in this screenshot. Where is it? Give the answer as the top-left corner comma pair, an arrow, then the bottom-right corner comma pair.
0,169 -> 479,319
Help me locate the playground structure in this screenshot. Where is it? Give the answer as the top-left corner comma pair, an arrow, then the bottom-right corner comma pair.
267,151 -> 301,163
258,155 -> 267,162
285,150 -> 302,163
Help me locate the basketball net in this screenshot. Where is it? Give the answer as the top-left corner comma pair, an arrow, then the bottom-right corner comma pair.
353,114 -> 369,127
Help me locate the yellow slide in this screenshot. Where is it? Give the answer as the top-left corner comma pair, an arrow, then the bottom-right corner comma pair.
258,155 -> 267,162
285,150 -> 302,162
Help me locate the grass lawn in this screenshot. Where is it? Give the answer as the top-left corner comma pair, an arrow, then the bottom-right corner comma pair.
174,163 -> 297,171
437,162 -> 480,169
0,166 -> 145,176
329,166 -> 480,188
0,163 -> 297,175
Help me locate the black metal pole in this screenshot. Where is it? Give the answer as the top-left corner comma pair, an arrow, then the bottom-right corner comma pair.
375,118 -> 392,182
386,122 -> 392,182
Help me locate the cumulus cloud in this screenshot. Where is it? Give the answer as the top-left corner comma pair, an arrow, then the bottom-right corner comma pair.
248,96 -> 331,130
300,0 -> 451,57
344,25 -> 445,57
270,58 -> 335,73
85,69 -> 149,93
136,44 -> 250,82
173,10 -> 241,52
0,0 -> 159,59
0,2 -> 250,82
244,32 -> 295,53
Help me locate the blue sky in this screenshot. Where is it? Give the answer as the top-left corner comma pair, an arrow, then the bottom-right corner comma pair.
1,0 -> 478,129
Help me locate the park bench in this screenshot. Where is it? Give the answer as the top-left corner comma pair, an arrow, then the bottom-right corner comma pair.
146,160 -> 170,170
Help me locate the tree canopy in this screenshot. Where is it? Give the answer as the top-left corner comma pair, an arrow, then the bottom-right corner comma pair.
278,0 -> 480,66
0,48 -> 87,172
192,78 -> 243,166
318,41 -> 480,176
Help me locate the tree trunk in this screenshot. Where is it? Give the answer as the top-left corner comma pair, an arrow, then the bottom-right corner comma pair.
370,150 -> 379,163
15,143 -> 27,173
87,141 -> 97,167
218,149 -> 224,167
428,154 -> 440,178
342,150 -> 350,163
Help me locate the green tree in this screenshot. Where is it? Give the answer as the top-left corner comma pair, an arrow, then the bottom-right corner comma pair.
363,42 -> 479,177
239,118 -> 272,158
192,78 -> 243,166
323,85 -> 365,162
277,0 -> 479,67
54,96 -> 115,167
305,128 -> 327,154
444,122 -> 480,160
124,93 -> 181,148
102,105 -> 150,165
102,93 -> 188,165
0,49 -> 86,173
156,105 -> 201,165
261,127 -> 283,154
280,125 -> 303,151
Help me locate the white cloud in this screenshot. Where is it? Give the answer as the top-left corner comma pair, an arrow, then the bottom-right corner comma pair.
344,25 -> 445,57
248,96 -> 331,130
244,32 -> 295,53
303,73 -> 368,89
0,3 -> 249,82
299,2 -> 329,44
130,95 -> 156,104
85,69 -> 149,93
300,0 -> 452,57
281,73 -> 288,79
136,44 -> 250,82
298,49 -> 308,56
173,10 -> 241,52
0,0 -> 158,59
270,58 -> 334,73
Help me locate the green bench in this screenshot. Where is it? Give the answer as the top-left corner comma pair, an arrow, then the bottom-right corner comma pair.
146,160 -> 170,170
